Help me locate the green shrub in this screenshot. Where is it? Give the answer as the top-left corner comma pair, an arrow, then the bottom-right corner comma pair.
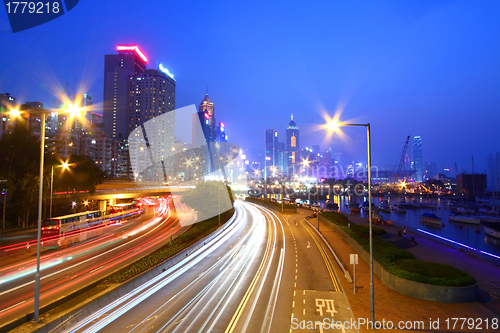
319,212 -> 475,287
393,259 -> 476,287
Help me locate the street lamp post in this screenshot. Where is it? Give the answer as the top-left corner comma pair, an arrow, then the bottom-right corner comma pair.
327,120 -> 374,323
34,112 -> 46,322
11,103 -> 82,322
49,165 -> 54,218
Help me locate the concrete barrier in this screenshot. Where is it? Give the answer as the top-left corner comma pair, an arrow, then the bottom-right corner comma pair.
9,210 -> 237,333
319,215 -> 478,303
245,199 -> 297,214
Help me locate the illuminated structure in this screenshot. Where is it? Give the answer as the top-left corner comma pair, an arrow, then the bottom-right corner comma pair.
198,94 -> 216,141
0,93 -> 17,138
286,115 -> 299,178
413,136 -> 424,182
127,68 -> 175,134
103,45 -> 147,141
74,93 -> 93,124
265,129 -> 279,179
103,45 -> 176,178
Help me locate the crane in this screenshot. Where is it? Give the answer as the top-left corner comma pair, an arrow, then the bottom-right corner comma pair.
394,136 -> 410,183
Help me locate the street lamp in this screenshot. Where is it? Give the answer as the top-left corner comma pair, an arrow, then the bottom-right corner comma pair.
218,158 -> 228,227
49,161 -> 75,218
11,102 -> 82,322
327,120 -> 374,323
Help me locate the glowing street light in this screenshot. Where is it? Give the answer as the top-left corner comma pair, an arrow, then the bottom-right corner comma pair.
11,103 -> 84,322
326,119 -> 375,324
49,161 -> 75,218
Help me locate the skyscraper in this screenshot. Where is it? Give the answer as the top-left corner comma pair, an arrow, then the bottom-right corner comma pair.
265,129 -> 279,178
103,45 -> 147,141
413,136 -> 424,182
127,68 -> 176,134
198,94 -> 216,142
286,115 -> 299,178
74,93 -> 93,124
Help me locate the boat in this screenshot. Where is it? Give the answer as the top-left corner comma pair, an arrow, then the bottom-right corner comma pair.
349,202 -> 361,213
398,200 -> 410,208
420,213 -> 442,225
409,200 -> 420,209
325,200 -> 339,210
482,221 -> 500,239
448,213 -> 480,224
392,204 -> 406,214
378,200 -> 391,213
361,201 -> 372,212
480,216 -> 500,223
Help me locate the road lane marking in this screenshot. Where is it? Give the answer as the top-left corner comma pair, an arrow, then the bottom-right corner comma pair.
0,300 -> 25,314
301,221 -> 340,292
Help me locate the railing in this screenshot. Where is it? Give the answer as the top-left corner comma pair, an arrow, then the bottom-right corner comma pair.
392,221 -> 500,267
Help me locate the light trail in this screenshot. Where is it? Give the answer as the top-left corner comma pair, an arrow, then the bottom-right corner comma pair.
63,205 -> 242,333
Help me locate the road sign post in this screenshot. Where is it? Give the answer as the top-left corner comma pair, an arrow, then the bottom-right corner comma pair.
350,254 -> 358,294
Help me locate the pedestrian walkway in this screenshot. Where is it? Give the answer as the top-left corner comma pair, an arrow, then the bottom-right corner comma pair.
309,210 -> 500,332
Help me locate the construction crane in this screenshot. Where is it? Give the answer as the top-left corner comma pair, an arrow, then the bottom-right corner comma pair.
394,135 -> 410,183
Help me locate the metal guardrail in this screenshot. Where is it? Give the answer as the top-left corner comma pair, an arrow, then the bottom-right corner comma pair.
392,221 -> 500,267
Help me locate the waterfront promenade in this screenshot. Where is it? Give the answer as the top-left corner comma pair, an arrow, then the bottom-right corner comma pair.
310,209 -> 500,332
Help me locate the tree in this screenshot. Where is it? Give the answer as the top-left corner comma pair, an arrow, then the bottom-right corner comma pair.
54,155 -> 106,194
0,124 -> 40,229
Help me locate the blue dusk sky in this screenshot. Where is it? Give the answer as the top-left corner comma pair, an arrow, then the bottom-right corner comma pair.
1,1 -> 499,175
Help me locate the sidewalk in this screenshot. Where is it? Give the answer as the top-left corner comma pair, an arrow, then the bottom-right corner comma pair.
314,212 -> 500,332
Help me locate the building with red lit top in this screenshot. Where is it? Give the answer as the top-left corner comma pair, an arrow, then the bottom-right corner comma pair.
103,45 -> 147,141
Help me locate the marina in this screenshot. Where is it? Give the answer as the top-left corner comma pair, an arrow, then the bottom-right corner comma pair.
321,195 -> 500,258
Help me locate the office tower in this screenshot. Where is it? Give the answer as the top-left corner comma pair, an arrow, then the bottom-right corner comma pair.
103,45 -> 147,141
286,115 -> 299,178
265,129 -> 278,178
413,136 -> 424,182
0,93 -> 17,138
198,94 -> 216,142
127,68 -> 175,134
425,162 -> 437,180
74,93 -> 93,124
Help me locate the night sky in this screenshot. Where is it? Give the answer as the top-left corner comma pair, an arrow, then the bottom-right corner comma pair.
1,1 -> 500,175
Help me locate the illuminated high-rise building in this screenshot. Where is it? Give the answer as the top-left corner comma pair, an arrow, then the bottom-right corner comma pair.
413,136 -> 424,182
265,129 -> 279,179
286,115 -> 299,178
198,94 -> 216,142
103,45 -> 147,141
74,93 -> 93,124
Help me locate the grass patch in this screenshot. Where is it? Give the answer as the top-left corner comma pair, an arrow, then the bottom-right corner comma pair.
320,212 -> 476,287
393,259 -> 476,287
106,208 -> 235,283
245,197 -> 297,212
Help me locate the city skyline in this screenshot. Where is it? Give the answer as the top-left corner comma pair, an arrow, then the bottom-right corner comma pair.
1,1 -> 500,173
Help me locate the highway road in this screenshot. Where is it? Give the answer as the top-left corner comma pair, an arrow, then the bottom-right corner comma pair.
59,201 -> 357,333
0,196 -> 194,329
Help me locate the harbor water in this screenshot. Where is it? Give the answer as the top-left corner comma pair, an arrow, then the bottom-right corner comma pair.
320,195 -> 500,258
